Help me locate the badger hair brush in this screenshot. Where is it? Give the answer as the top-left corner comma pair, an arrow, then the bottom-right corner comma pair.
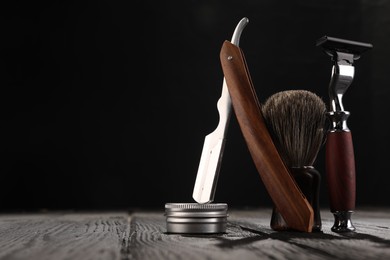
262,89 -> 327,232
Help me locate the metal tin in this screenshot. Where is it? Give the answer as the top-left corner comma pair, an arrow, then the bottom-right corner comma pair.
165,203 -> 228,234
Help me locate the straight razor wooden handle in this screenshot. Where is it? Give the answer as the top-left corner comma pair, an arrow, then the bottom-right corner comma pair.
220,40 -> 314,232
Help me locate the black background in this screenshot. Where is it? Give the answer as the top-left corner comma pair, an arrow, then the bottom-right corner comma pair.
1,0 -> 389,211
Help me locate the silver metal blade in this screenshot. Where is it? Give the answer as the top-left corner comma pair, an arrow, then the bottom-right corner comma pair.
192,17 -> 249,204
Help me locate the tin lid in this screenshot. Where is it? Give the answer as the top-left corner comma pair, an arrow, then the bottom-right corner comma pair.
164,203 -> 228,234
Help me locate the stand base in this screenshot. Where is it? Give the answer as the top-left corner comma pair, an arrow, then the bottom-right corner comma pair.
331,211 -> 355,232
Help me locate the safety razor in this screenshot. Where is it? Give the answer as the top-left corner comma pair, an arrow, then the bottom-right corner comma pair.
316,35 -> 373,232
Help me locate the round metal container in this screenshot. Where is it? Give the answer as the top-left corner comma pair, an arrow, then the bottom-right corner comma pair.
165,203 -> 228,234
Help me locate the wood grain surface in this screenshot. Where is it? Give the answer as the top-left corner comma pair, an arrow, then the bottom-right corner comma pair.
0,211 -> 131,260
0,208 -> 389,260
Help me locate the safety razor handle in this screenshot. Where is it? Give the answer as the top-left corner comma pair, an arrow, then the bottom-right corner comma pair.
325,130 -> 356,212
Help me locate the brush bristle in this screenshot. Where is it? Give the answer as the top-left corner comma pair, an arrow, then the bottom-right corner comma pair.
262,90 -> 327,167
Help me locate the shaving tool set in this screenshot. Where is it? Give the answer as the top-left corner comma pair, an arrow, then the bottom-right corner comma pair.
165,18 -> 373,234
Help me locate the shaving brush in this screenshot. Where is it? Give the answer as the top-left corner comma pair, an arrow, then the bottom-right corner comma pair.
262,89 -> 327,232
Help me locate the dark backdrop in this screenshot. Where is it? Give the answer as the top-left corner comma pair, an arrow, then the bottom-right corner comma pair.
1,0 -> 389,211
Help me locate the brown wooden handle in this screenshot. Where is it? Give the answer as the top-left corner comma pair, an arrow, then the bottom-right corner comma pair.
325,131 -> 356,212
220,40 -> 314,232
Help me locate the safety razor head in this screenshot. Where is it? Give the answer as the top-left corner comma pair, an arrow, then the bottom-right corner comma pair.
316,35 -> 373,114
316,35 -> 373,63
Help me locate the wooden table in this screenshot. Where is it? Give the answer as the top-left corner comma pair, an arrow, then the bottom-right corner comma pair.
0,207 -> 389,260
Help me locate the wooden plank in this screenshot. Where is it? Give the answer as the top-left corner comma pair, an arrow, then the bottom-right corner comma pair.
129,208 -> 390,260
0,208 -> 389,260
0,211 -> 130,260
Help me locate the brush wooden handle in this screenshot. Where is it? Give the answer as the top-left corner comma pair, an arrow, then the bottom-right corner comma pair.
325,131 -> 356,212
220,40 -> 314,232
